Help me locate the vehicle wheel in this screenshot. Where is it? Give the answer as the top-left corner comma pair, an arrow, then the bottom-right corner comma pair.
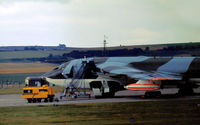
44,98 -> 48,103
49,98 -> 54,102
37,99 -> 41,103
27,99 -> 32,103
32,99 -> 37,103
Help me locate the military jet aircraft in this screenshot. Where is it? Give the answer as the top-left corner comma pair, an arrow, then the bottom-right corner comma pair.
43,56 -> 200,98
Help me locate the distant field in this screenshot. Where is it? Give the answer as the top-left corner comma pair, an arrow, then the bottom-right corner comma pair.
0,73 -> 44,83
0,44 -> 177,60
0,63 -> 58,94
0,100 -> 199,124
0,62 -> 57,74
0,43 -> 199,61
0,84 -> 24,94
0,46 -> 164,61
0,50 -> 72,60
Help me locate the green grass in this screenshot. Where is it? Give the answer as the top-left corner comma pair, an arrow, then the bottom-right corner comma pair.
0,100 -> 200,125
0,73 -> 44,95
0,73 -> 44,83
0,50 -> 72,60
0,85 -> 24,95
0,43 -> 199,61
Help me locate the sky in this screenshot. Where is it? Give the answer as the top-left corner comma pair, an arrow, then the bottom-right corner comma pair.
0,0 -> 200,47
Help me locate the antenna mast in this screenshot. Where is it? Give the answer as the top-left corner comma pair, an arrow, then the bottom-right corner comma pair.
103,35 -> 108,57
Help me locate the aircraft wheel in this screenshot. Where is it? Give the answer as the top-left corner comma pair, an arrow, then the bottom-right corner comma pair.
102,92 -> 115,98
44,98 -> 48,103
178,85 -> 194,96
145,91 -> 161,98
94,96 -> 102,99
144,92 -> 151,98
155,91 -> 161,97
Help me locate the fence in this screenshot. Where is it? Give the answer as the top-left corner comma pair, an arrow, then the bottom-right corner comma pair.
0,81 -> 24,89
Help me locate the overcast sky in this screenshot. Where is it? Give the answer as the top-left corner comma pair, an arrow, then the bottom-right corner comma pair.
0,0 -> 200,47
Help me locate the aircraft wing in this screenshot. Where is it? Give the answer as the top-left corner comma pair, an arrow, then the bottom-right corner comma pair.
43,56 -> 199,94
95,56 -> 193,91
95,56 -> 183,81
97,64 -> 182,81
44,56 -> 196,82
43,56 -> 199,93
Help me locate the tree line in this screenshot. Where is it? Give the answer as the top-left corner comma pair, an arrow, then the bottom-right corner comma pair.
2,44 -> 200,64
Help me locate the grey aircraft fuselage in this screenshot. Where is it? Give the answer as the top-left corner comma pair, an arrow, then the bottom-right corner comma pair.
43,56 -> 200,97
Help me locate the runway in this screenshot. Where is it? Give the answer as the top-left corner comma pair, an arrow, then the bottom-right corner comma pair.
0,88 -> 200,107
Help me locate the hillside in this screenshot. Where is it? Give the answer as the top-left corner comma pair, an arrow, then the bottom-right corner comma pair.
0,42 -> 199,63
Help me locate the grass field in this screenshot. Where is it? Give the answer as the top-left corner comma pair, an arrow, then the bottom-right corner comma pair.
0,85 -> 63,94
0,42 -> 199,61
0,100 -> 199,125
0,62 -> 60,94
0,73 -> 48,95
0,73 -> 44,82
0,50 -> 73,60
0,84 -> 24,95
0,63 -> 57,74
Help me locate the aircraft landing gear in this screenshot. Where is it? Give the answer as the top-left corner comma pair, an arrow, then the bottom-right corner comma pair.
102,91 -> 115,98
144,91 -> 161,98
178,84 -> 194,96
60,87 -> 69,99
60,87 -> 79,99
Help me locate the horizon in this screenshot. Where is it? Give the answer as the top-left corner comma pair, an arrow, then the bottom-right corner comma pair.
0,41 -> 199,48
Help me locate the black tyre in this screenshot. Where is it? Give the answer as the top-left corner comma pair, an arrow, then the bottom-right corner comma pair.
144,92 -> 151,98
27,99 -> 32,103
49,98 -> 54,102
37,98 -> 41,103
95,96 -> 102,99
102,92 -> 115,98
32,99 -> 37,103
44,98 -> 48,103
145,91 -> 161,98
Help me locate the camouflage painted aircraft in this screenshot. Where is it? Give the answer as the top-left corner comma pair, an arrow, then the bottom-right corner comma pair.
43,56 -> 200,97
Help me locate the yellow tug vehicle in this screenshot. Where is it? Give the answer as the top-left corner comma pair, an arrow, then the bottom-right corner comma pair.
22,77 -> 55,103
